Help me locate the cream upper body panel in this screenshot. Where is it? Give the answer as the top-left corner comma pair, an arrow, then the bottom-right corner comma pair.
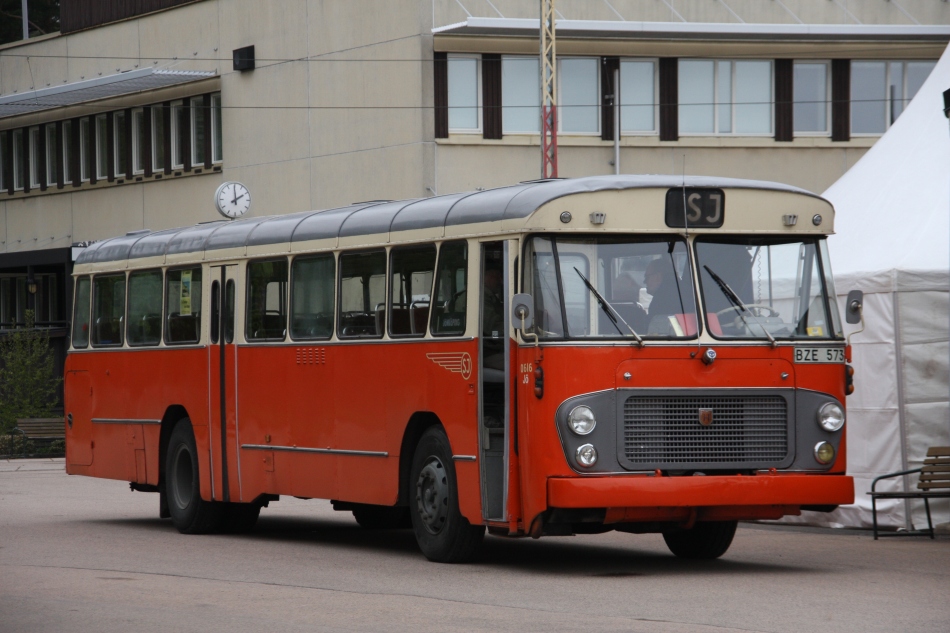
72,175 -> 833,275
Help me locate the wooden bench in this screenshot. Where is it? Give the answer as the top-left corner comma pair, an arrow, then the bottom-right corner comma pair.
871,446 -> 950,539
15,418 -> 65,440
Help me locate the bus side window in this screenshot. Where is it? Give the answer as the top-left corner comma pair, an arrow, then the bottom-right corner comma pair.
389,245 -> 436,338
72,276 -> 91,348
430,241 -> 467,337
224,280 -> 235,344
246,259 -> 289,341
290,254 -> 335,340
165,267 -> 202,345
210,280 -> 220,344
127,270 -> 163,346
338,250 -> 386,339
92,274 -> 126,347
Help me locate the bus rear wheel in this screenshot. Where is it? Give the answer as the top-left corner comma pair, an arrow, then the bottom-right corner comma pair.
166,419 -> 223,534
662,520 -> 738,559
409,427 -> 484,563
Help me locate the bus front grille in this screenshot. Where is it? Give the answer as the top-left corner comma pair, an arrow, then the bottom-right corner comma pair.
622,395 -> 788,469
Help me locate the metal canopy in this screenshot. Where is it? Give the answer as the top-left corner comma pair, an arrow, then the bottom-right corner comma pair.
0,67 -> 216,119
75,175 -> 821,266
433,18 -> 950,41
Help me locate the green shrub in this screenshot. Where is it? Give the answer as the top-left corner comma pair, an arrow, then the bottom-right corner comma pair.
0,311 -> 61,436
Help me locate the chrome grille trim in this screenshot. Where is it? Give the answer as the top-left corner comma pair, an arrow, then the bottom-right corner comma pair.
621,393 -> 790,470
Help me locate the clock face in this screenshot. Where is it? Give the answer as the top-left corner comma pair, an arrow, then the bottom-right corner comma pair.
214,182 -> 251,219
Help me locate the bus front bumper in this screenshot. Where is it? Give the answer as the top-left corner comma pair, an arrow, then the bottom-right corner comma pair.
548,474 -> 854,523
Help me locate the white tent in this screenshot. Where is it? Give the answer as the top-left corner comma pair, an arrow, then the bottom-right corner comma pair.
790,45 -> 950,531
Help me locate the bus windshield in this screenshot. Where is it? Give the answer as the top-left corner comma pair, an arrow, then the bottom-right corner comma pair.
523,235 -> 698,340
694,236 -> 842,340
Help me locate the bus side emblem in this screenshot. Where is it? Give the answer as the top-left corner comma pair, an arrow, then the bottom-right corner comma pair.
698,408 -> 714,427
427,352 -> 472,380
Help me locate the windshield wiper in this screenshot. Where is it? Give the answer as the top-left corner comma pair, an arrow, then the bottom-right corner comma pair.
573,267 -> 643,347
703,265 -> 776,347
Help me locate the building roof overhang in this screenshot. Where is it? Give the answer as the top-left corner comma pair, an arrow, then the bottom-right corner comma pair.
0,67 -> 217,120
433,18 -> 950,42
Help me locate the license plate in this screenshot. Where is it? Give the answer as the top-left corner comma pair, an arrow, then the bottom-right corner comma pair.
794,347 -> 845,364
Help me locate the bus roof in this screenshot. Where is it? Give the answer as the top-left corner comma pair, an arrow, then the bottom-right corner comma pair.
75,175 -> 823,266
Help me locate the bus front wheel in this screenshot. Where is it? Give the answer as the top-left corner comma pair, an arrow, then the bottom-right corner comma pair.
166,419 -> 223,534
662,520 -> 738,559
409,427 -> 484,563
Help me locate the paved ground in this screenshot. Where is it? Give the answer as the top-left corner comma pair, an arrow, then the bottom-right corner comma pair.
1,459 -> 947,633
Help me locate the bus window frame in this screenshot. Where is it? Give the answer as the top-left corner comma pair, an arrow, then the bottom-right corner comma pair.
90,272 -> 127,348
245,258 -> 289,343
289,252 -> 336,342
71,275 -> 92,349
337,248 -> 387,340
388,243 -> 437,339
520,233 -> 701,342
429,240 -> 470,338
163,265 -> 204,347
126,268 -> 164,348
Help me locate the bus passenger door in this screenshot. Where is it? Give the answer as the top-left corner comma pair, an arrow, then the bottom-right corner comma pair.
209,265 -> 240,502
479,241 -> 510,521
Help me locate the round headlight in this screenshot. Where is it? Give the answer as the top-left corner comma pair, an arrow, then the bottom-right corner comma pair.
576,444 -> 598,468
568,406 -> 597,435
814,441 -> 835,465
817,402 -> 845,432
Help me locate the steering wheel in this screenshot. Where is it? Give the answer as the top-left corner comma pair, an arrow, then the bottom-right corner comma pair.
715,304 -> 780,318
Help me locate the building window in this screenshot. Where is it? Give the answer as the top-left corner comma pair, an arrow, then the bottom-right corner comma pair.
62,120 -> 72,183
447,55 -> 481,132
79,118 -> 91,181
190,97 -> 205,166
152,106 -> 165,171
45,124 -> 58,186
171,100 -> 186,168
211,93 -> 222,163
794,62 -> 829,134
620,59 -> 656,133
502,56 -> 540,134
28,127 -> 41,188
95,114 -> 108,179
132,109 -> 146,174
851,60 -> 936,134
679,60 -> 772,135
0,131 -> 6,191
13,129 -> 24,190
559,57 -> 599,134
114,111 -> 127,177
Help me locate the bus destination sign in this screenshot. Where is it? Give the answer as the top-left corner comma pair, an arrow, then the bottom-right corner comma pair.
665,188 -> 725,229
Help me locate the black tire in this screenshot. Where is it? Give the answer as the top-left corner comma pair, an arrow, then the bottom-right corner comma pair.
166,419 -> 223,534
221,502 -> 261,533
352,505 -> 412,530
409,427 -> 485,563
662,520 -> 738,559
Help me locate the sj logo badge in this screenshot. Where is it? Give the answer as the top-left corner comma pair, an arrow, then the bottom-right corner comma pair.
698,408 -> 714,427
427,352 -> 473,380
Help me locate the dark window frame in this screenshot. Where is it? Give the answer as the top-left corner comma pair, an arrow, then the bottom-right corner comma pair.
337,248 -> 387,340
429,240 -> 469,338
126,268 -> 164,347
245,258 -> 289,342
90,272 -> 127,348
388,243 -> 437,339
164,266 -> 203,346
289,252 -> 336,342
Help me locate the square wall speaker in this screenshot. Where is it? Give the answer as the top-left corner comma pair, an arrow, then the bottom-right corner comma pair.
233,45 -> 255,72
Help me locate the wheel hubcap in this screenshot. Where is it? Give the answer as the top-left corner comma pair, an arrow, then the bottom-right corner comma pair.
171,445 -> 194,510
415,456 -> 448,535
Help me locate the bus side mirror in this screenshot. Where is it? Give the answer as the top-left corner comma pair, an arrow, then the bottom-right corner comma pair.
845,290 -> 863,325
512,294 -> 534,330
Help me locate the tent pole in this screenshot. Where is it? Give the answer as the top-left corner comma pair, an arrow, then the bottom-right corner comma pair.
892,286 -> 913,532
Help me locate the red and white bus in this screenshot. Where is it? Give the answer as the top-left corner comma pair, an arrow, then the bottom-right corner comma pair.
65,175 -> 854,562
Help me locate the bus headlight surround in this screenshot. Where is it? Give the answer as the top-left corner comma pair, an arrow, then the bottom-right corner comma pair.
576,444 -> 598,468
568,406 -> 596,435
814,441 -> 835,465
817,402 -> 845,432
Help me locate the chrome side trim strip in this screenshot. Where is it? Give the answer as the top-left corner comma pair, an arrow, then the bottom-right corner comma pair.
241,444 -> 388,458
452,455 -> 477,462
92,418 -> 161,425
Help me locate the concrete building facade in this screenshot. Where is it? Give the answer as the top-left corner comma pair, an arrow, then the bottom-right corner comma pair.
0,0 -> 948,338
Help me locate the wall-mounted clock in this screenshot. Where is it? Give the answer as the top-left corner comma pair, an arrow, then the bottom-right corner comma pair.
214,181 -> 251,219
